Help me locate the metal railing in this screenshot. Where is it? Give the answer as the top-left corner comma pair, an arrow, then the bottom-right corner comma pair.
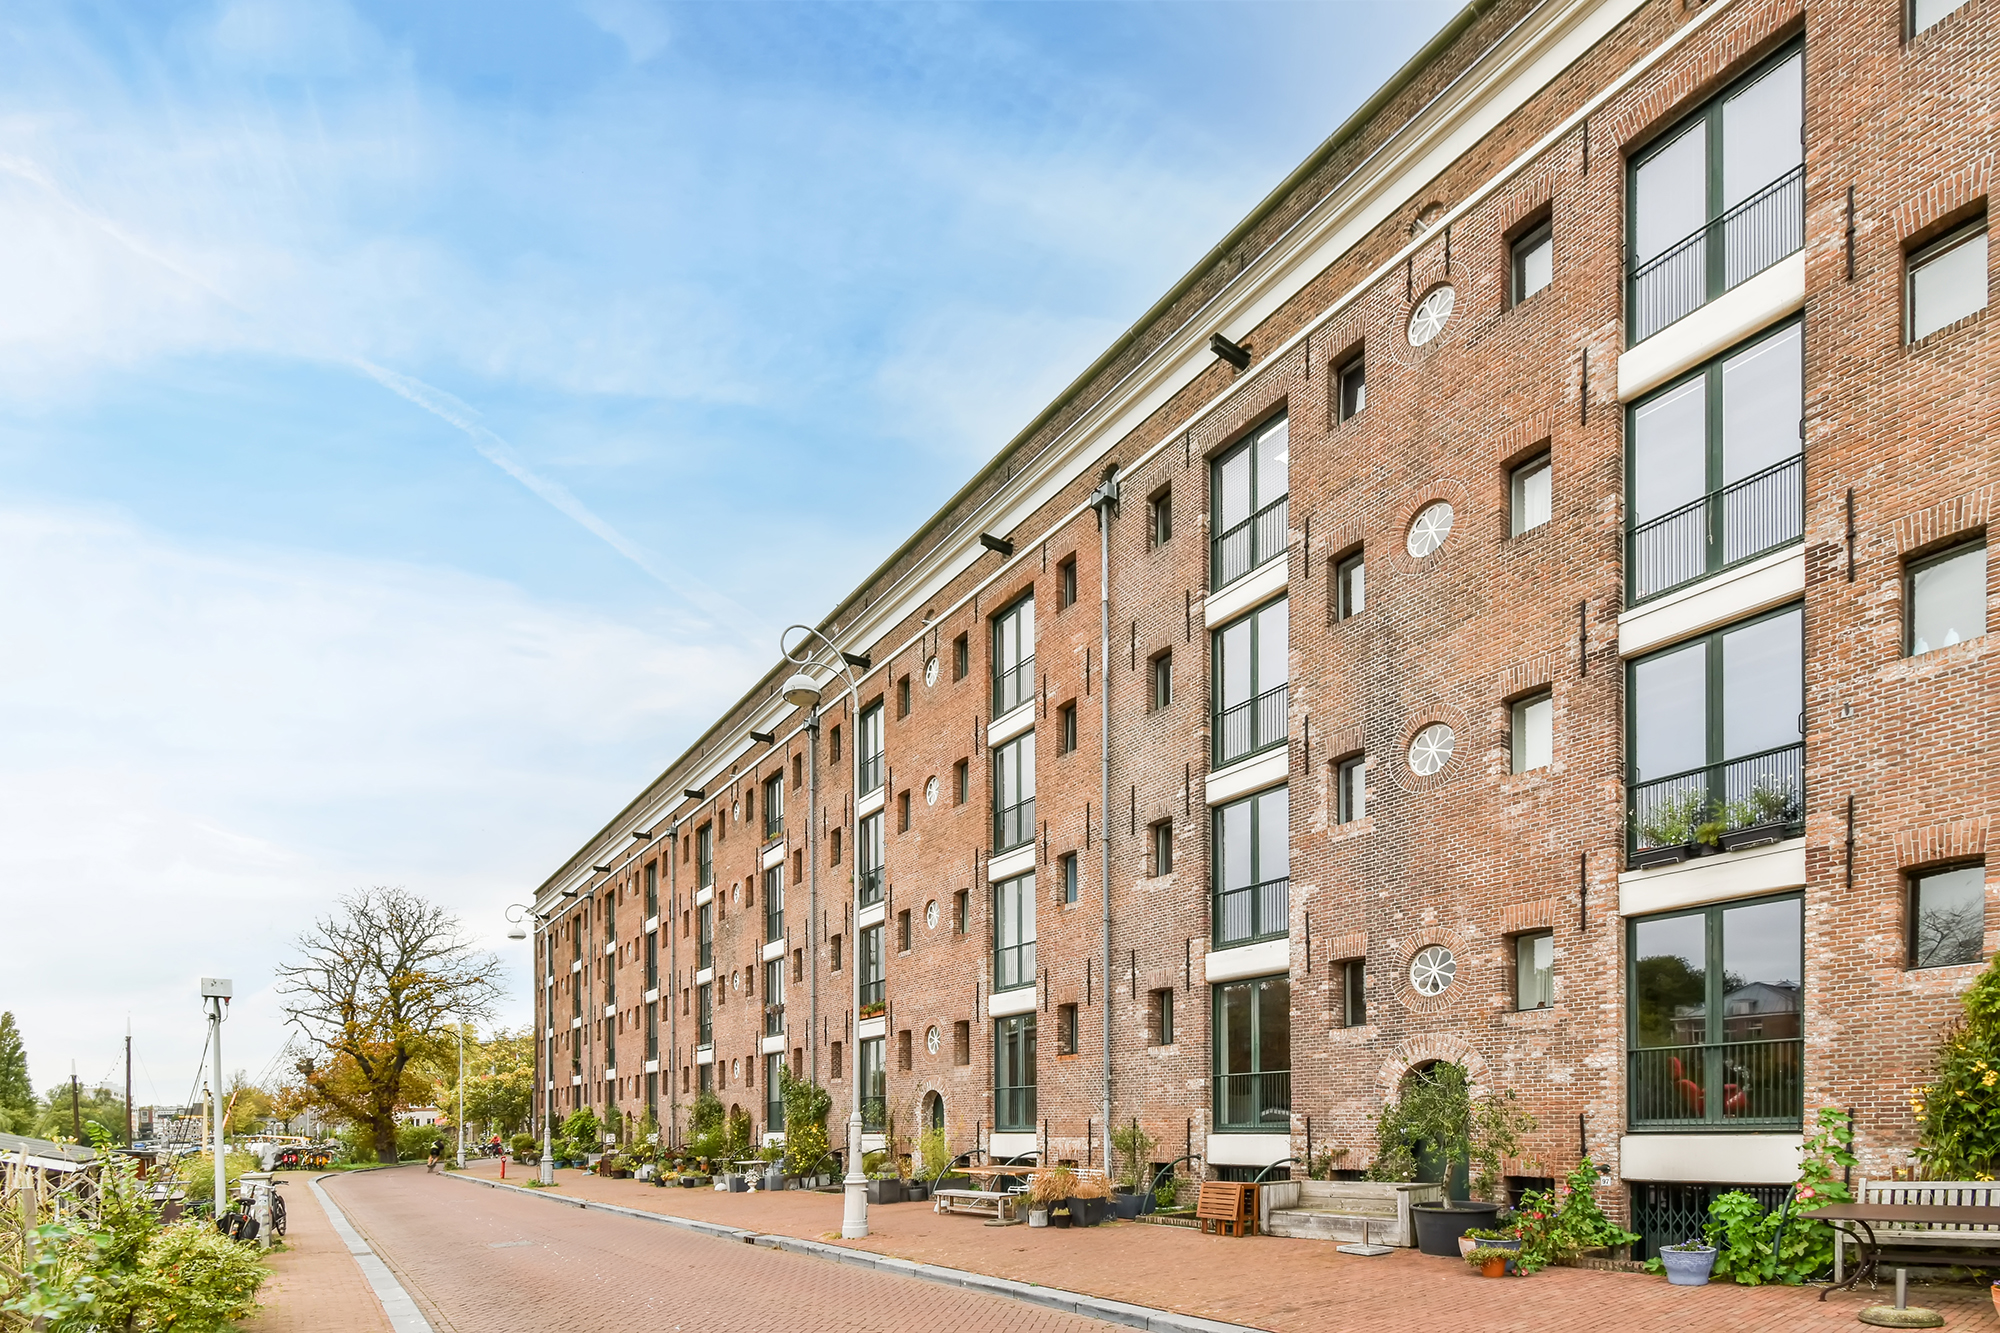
1214,682 -> 1288,768
1214,876 -> 1290,948
994,797 -> 1036,853
1629,454 -> 1803,604
697,1017 -> 712,1047
858,751 -> 884,796
1629,742 -> 1804,856
698,937 -> 712,970
764,811 -> 783,840
1629,1038 -> 1802,1129
1214,1070 -> 1291,1131
993,655 -> 1036,716
764,1002 -> 785,1039
858,865 -> 884,907
860,976 -> 885,1011
1211,495 -> 1288,591
995,1086 -> 1036,1132
994,941 -> 1036,992
1630,165 -> 1804,344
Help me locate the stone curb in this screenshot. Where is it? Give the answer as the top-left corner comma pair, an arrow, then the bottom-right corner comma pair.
441,1173 -> 1266,1332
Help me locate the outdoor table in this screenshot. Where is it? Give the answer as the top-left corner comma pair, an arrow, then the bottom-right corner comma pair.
1802,1202 -> 2000,1298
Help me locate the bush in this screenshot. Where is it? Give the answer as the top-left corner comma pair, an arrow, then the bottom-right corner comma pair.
1110,1122 -> 1155,1191
778,1069 -> 832,1176
1913,956 -> 2000,1178
1511,1158 -> 1639,1274
687,1091 -> 725,1161
173,1150 -> 262,1204
128,1221 -> 269,1330
1694,1108 -> 1854,1285
917,1126 -> 953,1182
724,1105 -> 753,1160
510,1132 -> 539,1161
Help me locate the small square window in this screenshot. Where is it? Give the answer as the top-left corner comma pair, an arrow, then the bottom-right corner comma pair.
954,758 -> 970,804
1334,551 -> 1365,621
1908,218 -> 1988,342
1150,488 -> 1174,547
1151,653 -> 1173,710
1058,557 -> 1078,609
954,888 -> 970,933
1913,0 -> 1971,36
1911,863 -> 1986,969
1151,821 -> 1173,876
1059,703 -> 1078,754
1339,958 -> 1367,1027
953,1019 -> 971,1065
1907,539 -> 1987,655
1511,220 -> 1553,305
1337,357 -> 1367,423
897,908 -> 912,953
897,790 -> 911,832
1151,988 -> 1175,1046
1510,693 -> 1553,773
830,725 -> 842,762
952,633 -> 969,681
1057,1003 -> 1078,1055
897,675 -> 911,719
1061,852 -> 1079,904
830,932 -> 843,972
1336,756 -> 1367,824
1515,931 -> 1554,1010
1510,452 -> 1552,536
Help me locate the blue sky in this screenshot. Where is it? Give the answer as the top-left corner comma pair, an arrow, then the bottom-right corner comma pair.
0,0 -> 1452,1108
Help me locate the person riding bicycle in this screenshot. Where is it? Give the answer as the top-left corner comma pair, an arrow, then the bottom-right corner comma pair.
426,1139 -> 444,1174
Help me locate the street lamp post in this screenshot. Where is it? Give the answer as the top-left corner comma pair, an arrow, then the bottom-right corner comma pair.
779,624 -> 869,1240
506,903 -> 556,1186
455,1019 -> 466,1170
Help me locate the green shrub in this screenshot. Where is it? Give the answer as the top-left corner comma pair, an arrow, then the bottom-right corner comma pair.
724,1105 -> 753,1160
1696,1108 -> 1854,1285
510,1132 -> 539,1160
1914,957 -> 2000,1179
778,1069 -> 832,1176
917,1125 -> 953,1182
1110,1122 -> 1155,1191
173,1150 -> 262,1204
1511,1159 -> 1639,1274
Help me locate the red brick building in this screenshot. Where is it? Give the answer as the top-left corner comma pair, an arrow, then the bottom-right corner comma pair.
529,0 -> 1997,1253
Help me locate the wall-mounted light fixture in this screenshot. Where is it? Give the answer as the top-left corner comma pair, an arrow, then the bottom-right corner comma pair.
840,651 -> 871,671
591,864 -> 613,874
630,830 -> 650,841
683,787 -> 705,801
1208,332 -> 1250,369
748,730 -> 776,745
979,533 -> 1015,558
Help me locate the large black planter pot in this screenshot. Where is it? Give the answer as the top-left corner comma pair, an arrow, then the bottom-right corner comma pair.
1412,1202 -> 1502,1257
1112,1192 -> 1144,1220
866,1179 -> 905,1205
1072,1196 -> 1109,1227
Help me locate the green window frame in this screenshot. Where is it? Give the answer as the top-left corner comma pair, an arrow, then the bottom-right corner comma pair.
1210,412 -> 1290,590
1212,974 -> 1290,1131
994,1014 -> 1037,1131
1212,597 -> 1288,767
1213,785 -> 1289,948
992,594 -> 1036,715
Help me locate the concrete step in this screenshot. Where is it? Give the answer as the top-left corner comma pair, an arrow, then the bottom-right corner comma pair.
1266,1208 -> 1407,1245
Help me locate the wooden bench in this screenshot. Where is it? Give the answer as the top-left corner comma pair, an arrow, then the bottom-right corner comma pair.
934,1188 -> 1020,1222
1833,1180 -> 2000,1281
1196,1180 -> 1258,1238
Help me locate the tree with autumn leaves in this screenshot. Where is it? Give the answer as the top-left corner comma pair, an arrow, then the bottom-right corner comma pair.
277,886 -> 501,1162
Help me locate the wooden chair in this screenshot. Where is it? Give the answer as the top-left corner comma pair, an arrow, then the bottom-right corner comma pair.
1196,1180 -> 1257,1237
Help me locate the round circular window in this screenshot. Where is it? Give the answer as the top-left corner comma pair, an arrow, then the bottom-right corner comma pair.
925,899 -> 939,930
1407,723 -> 1457,776
924,655 -> 939,687
1407,285 -> 1455,346
1406,501 -> 1454,558
1410,945 -> 1457,996
926,1025 -> 941,1056
925,776 -> 939,806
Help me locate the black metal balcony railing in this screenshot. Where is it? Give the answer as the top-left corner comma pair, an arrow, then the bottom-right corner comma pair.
1629,741 -> 1804,856
995,1085 -> 1036,1133
1630,165 -> 1804,344
858,865 -> 884,907
764,813 -> 783,840
993,654 -> 1036,716
764,1002 -> 785,1039
1215,1070 -> 1291,1131
862,1095 -> 888,1131
1211,495 -> 1289,592
994,797 -> 1036,853
860,976 -> 886,1011
1214,876 -> 1290,949
1214,682 -> 1288,768
857,751 -> 884,795
1630,1038 -> 1802,1129
994,941 -> 1036,992
1629,455 -> 1803,604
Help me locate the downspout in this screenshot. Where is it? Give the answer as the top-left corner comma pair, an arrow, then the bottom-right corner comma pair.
668,824 -> 679,1147
808,710 -> 821,1086
1089,466 -> 1120,1179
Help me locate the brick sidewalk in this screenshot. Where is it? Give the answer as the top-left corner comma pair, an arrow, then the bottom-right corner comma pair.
456,1160 -> 2000,1332
238,1171 -> 393,1333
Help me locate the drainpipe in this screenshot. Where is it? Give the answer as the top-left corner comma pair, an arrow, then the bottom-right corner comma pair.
1088,466 -> 1119,1179
668,822 -> 678,1148
808,710 -> 821,1087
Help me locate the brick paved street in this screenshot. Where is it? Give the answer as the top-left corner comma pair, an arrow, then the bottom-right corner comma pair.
446,1160 -> 2000,1332
238,1173 -> 392,1333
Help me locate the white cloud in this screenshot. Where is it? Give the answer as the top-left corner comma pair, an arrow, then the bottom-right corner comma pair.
0,502 -> 755,1099
577,0 -> 672,63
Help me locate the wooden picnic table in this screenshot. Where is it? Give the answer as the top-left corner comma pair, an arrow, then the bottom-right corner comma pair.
1802,1202 -> 2000,1298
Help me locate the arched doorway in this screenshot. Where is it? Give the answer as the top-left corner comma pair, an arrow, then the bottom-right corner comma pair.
1400,1061 -> 1469,1201
920,1090 -> 944,1134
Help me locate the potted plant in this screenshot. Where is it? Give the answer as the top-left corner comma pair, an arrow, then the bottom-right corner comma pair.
1659,1238 -> 1717,1286
1718,780 -> 1796,851
1372,1063 -> 1535,1257
1111,1122 -> 1157,1219
1030,1164 -> 1076,1227
1631,788 -> 1708,869
865,1151 -> 904,1205
1464,1245 -> 1515,1279
1069,1171 -> 1110,1226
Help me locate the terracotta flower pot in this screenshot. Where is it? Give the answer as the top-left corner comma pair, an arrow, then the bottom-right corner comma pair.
1481,1257 -> 1507,1279
1990,1281 -> 1999,1317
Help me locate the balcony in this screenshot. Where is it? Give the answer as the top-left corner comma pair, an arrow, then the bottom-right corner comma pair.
764,1002 -> 785,1039
1629,741 -> 1803,861
994,1085 -> 1036,1133
994,797 -> 1035,854
1629,1038 -> 1802,1130
1629,455 -> 1802,604
994,941 -> 1036,992
858,751 -> 884,796
993,654 -> 1036,716
1211,495 -> 1287,591
1629,165 -> 1803,345
1214,1070 -> 1291,1131
1214,682 -> 1288,768
697,1018 -> 712,1047
1214,876 -> 1289,949
858,865 -> 884,908
860,975 -> 885,1014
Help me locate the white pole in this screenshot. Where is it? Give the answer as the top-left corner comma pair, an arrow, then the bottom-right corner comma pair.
210,997 -> 226,1218
456,1022 -> 466,1169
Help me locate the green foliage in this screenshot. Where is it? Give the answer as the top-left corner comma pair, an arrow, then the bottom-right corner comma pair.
1914,957 -> 2000,1179
1511,1159 -> 1640,1275
510,1132 -> 539,1161
778,1068 -> 832,1176
1701,1108 -> 1856,1285
1152,1174 -> 1178,1209
560,1106 -> 602,1145
685,1090 -> 726,1161
1365,1063 -> 1533,1202
0,1012 -> 33,1134
917,1125 -> 953,1182
1637,787 -> 1709,849
1464,1245 -> 1517,1270
173,1150 -> 262,1204
1110,1122 -> 1155,1191
30,1082 -> 129,1147
724,1105 -> 753,1160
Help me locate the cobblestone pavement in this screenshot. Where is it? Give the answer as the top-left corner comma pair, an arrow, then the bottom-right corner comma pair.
319,1164 -> 1115,1333
453,1160 -> 2000,1332
238,1172 -> 393,1333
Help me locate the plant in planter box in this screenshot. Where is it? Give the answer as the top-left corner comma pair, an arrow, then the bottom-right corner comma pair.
1151,1174 -> 1179,1210
723,1106 -> 753,1162
1369,1062 -> 1536,1256
1512,1159 -> 1638,1275
1719,780 -> 1797,847
1030,1164 -> 1077,1224
1464,1245 -> 1516,1279
1069,1171 -> 1110,1226
916,1125 -> 953,1191
1110,1122 -> 1157,1217
1634,788 -> 1709,859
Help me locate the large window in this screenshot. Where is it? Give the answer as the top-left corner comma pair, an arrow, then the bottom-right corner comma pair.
698,902 -> 713,970
994,732 -> 1035,852
697,983 -> 713,1048
1910,863 -> 1986,970
1907,539 -> 1987,655
764,958 -> 785,1037
993,595 -> 1035,715
994,871 -> 1036,992
1211,413 -> 1290,590
763,773 -> 784,838
1628,605 -> 1803,859
860,1036 -> 886,1130
1214,975 -> 1290,1131
994,1015 -> 1037,1131
1628,46 -> 1803,343
697,824 -> 714,888
1628,320 -> 1803,603
857,811 -> 885,906
858,703 -> 885,795
766,1053 -> 785,1132
764,863 -> 785,942
1908,217 -> 1987,342
1213,597 -> 1288,767
1628,895 -> 1801,1129
1214,785 -> 1288,948
859,924 -> 884,1015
